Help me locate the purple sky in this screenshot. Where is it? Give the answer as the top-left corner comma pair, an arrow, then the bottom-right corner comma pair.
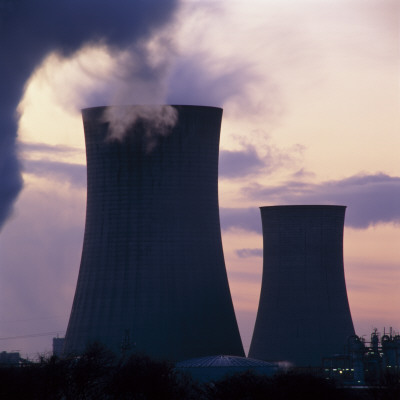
0,0 -> 399,358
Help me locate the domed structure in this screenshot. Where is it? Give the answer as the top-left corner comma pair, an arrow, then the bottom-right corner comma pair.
176,355 -> 278,382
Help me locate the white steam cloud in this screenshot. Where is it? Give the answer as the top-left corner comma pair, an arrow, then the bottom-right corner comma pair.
102,105 -> 178,152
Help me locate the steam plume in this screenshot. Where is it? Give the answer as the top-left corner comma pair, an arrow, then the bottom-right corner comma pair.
103,105 -> 178,152
0,0 -> 178,229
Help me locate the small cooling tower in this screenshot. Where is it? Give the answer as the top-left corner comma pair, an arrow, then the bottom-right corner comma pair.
249,205 -> 354,366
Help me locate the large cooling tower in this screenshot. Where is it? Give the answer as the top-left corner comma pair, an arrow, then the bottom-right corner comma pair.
249,205 -> 354,366
64,105 -> 244,360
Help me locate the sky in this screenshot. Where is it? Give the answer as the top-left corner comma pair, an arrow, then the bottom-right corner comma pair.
0,0 -> 399,358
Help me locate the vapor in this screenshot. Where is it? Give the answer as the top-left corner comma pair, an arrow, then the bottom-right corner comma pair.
0,0 -> 179,230
103,104 -> 178,152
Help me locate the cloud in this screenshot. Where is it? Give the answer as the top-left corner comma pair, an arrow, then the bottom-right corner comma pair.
166,53 -> 261,110
219,146 -> 266,178
22,160 -> 86,188
19,142 -> 84,156
0,0 -> 179,229
291,168 -> 316,180
164,1 -> 289,121
19,142 -> 86,186
221,173 -> 400,231
218,142 -> 306,179
236,248 -> 263,258
220,207 -> 262,234
164,46 -> 284,126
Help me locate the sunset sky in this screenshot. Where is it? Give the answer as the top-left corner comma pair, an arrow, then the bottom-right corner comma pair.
0,0 -> 399,358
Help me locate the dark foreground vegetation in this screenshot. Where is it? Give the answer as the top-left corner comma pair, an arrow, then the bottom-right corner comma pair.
0,344 -> 399,400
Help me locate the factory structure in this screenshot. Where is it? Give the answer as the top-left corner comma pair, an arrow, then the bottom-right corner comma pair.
323,328 -> 400,385
59,104 -> 398,383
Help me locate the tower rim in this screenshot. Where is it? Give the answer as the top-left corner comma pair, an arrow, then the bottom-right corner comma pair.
81,104 -> 223,112
259,204 -> 347,210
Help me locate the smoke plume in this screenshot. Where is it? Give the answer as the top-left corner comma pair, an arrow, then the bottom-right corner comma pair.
0,0 -> 179,230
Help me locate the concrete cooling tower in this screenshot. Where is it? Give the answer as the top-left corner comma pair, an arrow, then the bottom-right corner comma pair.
64,105 -> 244,360
249,205 -> 355,366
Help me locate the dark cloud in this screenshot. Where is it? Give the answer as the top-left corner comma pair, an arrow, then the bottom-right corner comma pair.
222,173 -> 400,231
236,248 -> 263,258
0,0 -> 178,229
248,173 -> 400,228
219,146 -> 265,178
0,139 -> 22,230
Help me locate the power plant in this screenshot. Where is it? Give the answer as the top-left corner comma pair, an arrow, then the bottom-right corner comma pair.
63,105 -> 245,360
249,205 -> 355,366
63,105 -> 359,368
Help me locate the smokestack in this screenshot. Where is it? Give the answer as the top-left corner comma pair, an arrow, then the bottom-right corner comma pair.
249,205 -> 355,366
64,105 -> 244,360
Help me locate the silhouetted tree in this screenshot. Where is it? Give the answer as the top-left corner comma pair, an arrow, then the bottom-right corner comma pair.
366,369 -> 400,400
206,370 -> 273,400
207,370 -> 362,400
3,348 -> 398,399
271,372 -> 341,400
62,342 -> 116,399
106,353 -> 202,399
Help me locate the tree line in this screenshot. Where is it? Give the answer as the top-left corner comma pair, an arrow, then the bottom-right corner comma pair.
0,343 -> 398,399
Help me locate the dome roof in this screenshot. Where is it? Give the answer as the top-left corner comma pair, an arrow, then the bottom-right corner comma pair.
176,355 -> 276,368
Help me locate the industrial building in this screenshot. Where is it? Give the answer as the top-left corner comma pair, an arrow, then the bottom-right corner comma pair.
249,205 -> 355,366
323,328 -> 400,385
63,105 -> 244,360
53,337 -> 65,358
0,351 -> 22,366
